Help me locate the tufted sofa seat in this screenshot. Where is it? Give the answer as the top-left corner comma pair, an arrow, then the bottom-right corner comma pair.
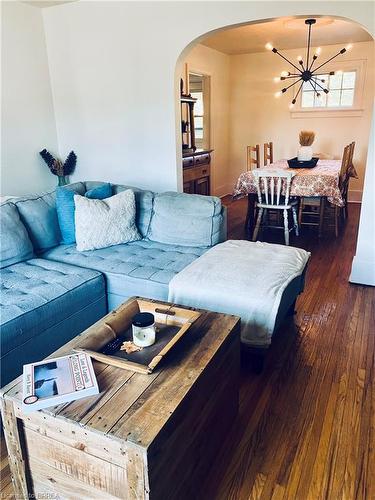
0,259 -> 106,386
42,240 -> 207,310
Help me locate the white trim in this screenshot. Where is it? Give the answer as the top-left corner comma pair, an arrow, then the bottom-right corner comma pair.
291,108 -> 364,119
350,256 -> 375,286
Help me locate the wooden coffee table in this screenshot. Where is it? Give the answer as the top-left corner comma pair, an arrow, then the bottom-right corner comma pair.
1,297 -> 240,500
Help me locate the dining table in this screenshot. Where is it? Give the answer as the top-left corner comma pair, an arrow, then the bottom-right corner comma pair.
233,159 -> 358,235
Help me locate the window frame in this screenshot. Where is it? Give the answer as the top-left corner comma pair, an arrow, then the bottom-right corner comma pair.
188,71 -> 211,150
290,59 -> 367,118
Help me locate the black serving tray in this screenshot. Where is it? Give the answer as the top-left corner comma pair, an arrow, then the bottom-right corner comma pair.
287,157 -> 319,169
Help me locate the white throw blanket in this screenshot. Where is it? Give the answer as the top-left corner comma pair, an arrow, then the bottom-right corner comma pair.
168,240 -> 310,346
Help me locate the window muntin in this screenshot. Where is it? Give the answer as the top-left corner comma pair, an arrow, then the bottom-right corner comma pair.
301,70 -> 356,108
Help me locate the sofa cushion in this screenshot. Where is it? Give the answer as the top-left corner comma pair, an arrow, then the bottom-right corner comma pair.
85,183 -> 112,199
56,182 -> 110,245
148,192 -> 223,247
112,184 -> 153,238
15,191 -> 62,252
0,203 -> 34,268
42,240 -> 207,301
74,190 -> 141,251
0,258 -> 105,357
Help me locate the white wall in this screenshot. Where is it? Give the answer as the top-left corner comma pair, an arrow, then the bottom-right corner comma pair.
350,103 -> 375,286
41,1 -> 374,193
1,1 -> 58,196
182,44 -> 231,197
228,41 -> 374,201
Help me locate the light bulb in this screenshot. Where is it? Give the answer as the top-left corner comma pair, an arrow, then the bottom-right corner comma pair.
297,55 -> 303,61
273,77 -> 281,83
281,71 -> 289,77
346,43 -> 353,51
265,43 -> 273,51
274,91 -> 282,98
316,47 -> 322,55
336,70 -> 343,75
289,102 -> 295,109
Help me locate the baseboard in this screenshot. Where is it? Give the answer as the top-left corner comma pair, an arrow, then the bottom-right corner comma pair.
348,190 -> 362,203
214,183 -> 232,198
350,255 -> 375,286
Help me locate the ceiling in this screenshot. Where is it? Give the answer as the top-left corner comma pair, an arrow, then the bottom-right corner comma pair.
201,17 -> 372,55
22,1 -> 76,8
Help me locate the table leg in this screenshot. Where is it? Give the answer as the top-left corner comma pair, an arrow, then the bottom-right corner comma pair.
319,197 -> 326,238
245,193 -> 257,238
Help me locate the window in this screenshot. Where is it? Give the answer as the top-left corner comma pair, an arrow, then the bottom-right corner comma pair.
189,73 -> 210,149
301,71 -> 356,109
190,90 -> 204,140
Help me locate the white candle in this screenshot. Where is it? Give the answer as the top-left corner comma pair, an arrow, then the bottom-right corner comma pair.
132,312 -> 156,347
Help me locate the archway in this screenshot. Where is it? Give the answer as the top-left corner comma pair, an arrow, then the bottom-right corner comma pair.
174,14 -> 374,283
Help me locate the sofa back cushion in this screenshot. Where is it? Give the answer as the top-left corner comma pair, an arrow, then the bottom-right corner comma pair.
56,182 -> 111,244
0,203 -> 34,268
15,191 -> 62,252
112,184 -> 154,237
148,192 -> 223,247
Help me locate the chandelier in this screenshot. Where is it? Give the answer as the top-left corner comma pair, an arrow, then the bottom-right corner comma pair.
266,19 -> 353,108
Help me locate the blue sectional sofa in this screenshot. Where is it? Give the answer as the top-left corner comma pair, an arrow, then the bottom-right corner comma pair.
0,182 -> 226,386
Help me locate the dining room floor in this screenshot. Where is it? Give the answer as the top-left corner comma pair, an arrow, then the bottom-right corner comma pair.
1,199 -> 374,500
199,197 -> 374,499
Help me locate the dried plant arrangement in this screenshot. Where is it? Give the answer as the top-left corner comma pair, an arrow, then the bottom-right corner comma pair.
39,149 -> 77,185
299,130 -> 315,147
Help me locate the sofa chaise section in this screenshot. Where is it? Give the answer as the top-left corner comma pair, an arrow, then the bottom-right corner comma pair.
1,258 -> 106,386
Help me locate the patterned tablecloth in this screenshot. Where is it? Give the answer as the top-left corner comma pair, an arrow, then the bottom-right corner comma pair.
233,159 -> 358,207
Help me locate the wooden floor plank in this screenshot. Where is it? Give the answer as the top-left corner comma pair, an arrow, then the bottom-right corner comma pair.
1,199 -> 374,500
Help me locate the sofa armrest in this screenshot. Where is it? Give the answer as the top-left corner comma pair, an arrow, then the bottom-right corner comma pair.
219,206 -> 228,243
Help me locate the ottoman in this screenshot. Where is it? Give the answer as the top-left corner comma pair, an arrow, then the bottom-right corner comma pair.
168,240 -> 310,347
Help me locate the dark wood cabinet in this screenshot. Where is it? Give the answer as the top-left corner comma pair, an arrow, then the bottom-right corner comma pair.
183,180 -> 195,194
195,176 -> 210,196
182,150 -> 213,195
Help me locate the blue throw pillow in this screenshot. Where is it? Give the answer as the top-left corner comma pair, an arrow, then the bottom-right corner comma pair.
85,183 -> 112,199
56,183 -> 112,244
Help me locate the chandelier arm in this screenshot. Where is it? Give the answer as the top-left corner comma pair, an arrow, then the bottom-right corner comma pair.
284,78 -> 303,92
310,78 -> 320,97
273,51 -> 302,73
293,81 -> 304,103
311,78 -> 327,92
313,50 -> 345,73
309,57 -> 317,72
308,79 -> 317,92
282,75 -> 302,80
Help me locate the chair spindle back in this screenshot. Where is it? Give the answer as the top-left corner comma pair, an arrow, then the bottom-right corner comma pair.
253,169 -> 295,208
264,142 -> 274,165
247,145 -> 260,170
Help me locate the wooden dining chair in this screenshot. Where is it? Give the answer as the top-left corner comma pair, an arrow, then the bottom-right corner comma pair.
342,141 -> 355,219
298,144 -> 352,238
264,142 -> 273,166
333,144 -> 352,235
252,169 -> 298,246
247,145 -> 260,170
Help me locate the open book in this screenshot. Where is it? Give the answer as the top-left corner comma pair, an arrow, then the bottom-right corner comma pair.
22,353 -> 99,414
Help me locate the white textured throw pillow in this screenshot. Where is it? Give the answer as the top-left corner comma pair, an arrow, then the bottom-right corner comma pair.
74,190 -> 141,251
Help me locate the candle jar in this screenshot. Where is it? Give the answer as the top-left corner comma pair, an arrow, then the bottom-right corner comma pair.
132,312 -> 156,347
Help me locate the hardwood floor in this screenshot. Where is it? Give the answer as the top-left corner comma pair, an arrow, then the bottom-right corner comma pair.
1,199 -> 374,500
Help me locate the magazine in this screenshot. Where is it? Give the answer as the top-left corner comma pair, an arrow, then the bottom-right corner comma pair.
22,353 -> 99,413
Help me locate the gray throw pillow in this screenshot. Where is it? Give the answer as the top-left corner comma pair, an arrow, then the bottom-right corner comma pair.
74,190 -> 141,251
